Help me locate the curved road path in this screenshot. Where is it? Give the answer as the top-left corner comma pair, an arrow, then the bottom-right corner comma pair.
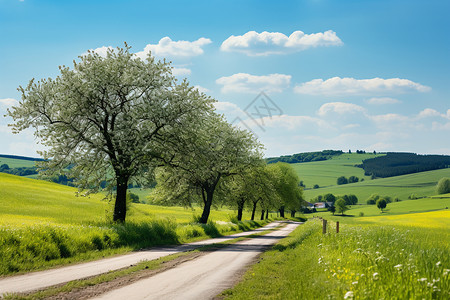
0,221 -> 295,296
92,221 -> 301,300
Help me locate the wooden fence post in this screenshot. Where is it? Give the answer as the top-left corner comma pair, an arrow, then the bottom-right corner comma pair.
336,221 -> 339,233
322,219 -> 327,234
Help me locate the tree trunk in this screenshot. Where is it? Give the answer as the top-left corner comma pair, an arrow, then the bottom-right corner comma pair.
199,189 -> 214,224
260,209 -> 265,220
237,200 -> 244,221
265,209 -> 269,219
279,206 -> 285,218
113,175 -> 129,223
251,201 -> 257,220
291,210 -> 296,217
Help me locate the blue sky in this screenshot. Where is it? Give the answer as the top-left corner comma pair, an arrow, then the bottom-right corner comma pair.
1,0 -> 449,157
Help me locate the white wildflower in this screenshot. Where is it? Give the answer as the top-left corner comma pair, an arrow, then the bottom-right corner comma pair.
436,261 -> 441,267
373,272 -> 379,281
344,291 -> 354,299
418,278 -> 427,282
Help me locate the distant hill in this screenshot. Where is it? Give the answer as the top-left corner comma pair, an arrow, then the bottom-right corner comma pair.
303,167 -> 450,203
0,154 -> 44,162
358,152 -> 450,178
266,150 -> 343,164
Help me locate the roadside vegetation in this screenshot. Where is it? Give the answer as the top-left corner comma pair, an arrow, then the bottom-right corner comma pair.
223,212 -> 449,299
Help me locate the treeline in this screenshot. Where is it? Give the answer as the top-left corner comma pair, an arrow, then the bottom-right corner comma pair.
0,164 -> 38,176
358,153 -> 450,178
266,150 -> 343,164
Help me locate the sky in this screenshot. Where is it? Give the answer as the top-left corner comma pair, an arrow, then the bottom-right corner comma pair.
0,0 -> 449,158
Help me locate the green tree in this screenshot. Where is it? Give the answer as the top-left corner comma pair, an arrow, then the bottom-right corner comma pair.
225,165 -> 278,221
348,176 -> 359,183
323,193 -> 336,203
152,114 -> 262,224
328,205 -> 336,215
8,46 -> 215,222
366,193 -> 380,205
335,198 -> 348,215
267,162 -> 304,218
377,198 -> 387,212
436,177 -> 450,194
337,176 -> 348,185
127,192 -> 140,203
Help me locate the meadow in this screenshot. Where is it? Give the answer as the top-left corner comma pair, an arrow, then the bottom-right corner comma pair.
291,153 -> 380,188
223,211 -> 450,299
0,173 -> 268,275
303,168 -> 450,203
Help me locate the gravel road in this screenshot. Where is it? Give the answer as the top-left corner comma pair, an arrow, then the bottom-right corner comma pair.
91,221 -> 301,300
0,221 -> 284,296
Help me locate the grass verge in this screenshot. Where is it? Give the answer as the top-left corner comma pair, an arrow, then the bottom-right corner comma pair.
222,218 -> 449,299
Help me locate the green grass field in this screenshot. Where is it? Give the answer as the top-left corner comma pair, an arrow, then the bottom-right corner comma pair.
0,156 -> 37,168
0,173 -> 269,275
303,168 -> 450,203
291,153 -> 381,189
223,211 -> 450,299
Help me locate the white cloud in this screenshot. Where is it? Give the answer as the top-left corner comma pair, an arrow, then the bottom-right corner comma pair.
370,113 -> 409,123
294,77 -> 431,96
0,98 -> 18,107
194,85 -> 210,94
317,102 -> 366,116
172,67 -> 191,76
417,108 -> 443,119
366,97 -> 401,105
135,37 -> 212,60
216,73 -> 291,94
221,30 -> 342,56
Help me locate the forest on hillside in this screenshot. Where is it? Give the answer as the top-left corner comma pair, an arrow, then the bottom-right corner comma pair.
266,150 -> 343,164
358,152 -> 450,178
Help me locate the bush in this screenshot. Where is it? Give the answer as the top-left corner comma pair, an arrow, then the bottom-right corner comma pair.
359,212 -> 364,217
337,176 -> 348,185
436,177 -> 450,194
127,192 -> 140,203
366,194 -> 380,205
313,184 -> 319,189
348,176 -> 359,183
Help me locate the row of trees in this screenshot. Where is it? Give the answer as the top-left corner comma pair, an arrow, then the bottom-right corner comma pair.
0,164 -> 38,176
336,175 -> 360,185
312,193 -> 358,205
152,162 -> 304,222
266,150 -> 343,164
358,153 -> 450,178
9,45 -> 296,223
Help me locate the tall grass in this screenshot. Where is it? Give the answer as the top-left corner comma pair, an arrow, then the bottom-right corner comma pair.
0,218 -> 269,276
223,219 -> 449,299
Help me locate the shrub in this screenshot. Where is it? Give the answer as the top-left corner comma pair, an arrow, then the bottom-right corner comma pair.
127,192 -> 140,203
366,194 -> 380,205
348,176 -> 359,183
436,177 -> 450,194
337,176 -> 348,185
313,184 -> 319,189
358,211 -> 364,217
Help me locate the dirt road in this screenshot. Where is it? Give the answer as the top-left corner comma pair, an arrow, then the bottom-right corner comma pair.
91,221 -> 301,300
0,222 -> 283,296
